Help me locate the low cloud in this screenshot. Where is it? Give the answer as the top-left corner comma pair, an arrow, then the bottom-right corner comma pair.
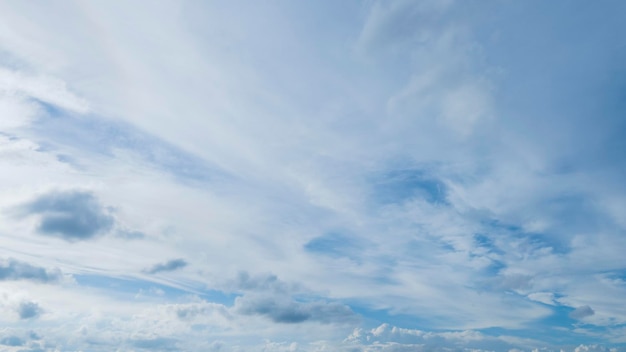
18,301 -> 42,319
22,190 -> 114,241
0,258 -> 61,283
235,294 -> 356,324
0,335 -> 24,347
569,305 -> 595,320
143,259 -> 187,274
232,271 -> 292,293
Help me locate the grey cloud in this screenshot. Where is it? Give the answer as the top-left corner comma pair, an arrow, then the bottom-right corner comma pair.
234,271 -> 288,292
143,259 -> 187,274
235,294 -> 356,324
18,301 -> 42,319
0,258 -> 61,283
569,305 -> 595,319
174,302 -> 231,321
0,336 -> 24,346
23,190 -> 114,241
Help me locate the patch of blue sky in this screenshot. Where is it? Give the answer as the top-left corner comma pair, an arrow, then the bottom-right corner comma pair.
74,274 -> 237,306
369,168 -> 448,206
28,101 -> 229,185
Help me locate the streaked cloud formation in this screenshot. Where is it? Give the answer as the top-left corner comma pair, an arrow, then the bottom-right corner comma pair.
1,0 -> 626,351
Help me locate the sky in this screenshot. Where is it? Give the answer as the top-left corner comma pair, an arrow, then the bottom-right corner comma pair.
0,0 -> 626,351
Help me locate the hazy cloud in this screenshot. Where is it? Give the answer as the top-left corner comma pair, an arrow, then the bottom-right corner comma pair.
23,190 -> 114,241
143,259 -> 187,274
0,258 -> 61,283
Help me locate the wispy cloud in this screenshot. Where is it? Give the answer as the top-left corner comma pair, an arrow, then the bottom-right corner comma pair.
0,0 -> 626,351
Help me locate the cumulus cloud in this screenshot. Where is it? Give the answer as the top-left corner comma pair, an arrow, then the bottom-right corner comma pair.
0,258 -> 61,283
18,301 -> 42,319
574,345 -> 617,352
20,190 -> 114,241
143,259 -> 187,274
570,305 -> 595,320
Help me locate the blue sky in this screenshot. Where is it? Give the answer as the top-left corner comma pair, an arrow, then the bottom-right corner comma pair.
1,1 -> 626,351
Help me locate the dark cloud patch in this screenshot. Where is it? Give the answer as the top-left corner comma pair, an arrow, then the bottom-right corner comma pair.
235,294 -> 356,324
143,259 -> 187,274
23,190 -> 114,241
569,305 -> 595,319
0,335 -> 24,346
233,271 -> 289,293
18,301 -> 42,319
0,258 -> 61,283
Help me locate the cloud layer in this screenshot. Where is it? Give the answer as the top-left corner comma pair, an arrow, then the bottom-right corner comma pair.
0,0 -> 625,351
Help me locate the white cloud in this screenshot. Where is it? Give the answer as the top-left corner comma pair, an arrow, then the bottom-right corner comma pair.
0,0 -> 625,351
